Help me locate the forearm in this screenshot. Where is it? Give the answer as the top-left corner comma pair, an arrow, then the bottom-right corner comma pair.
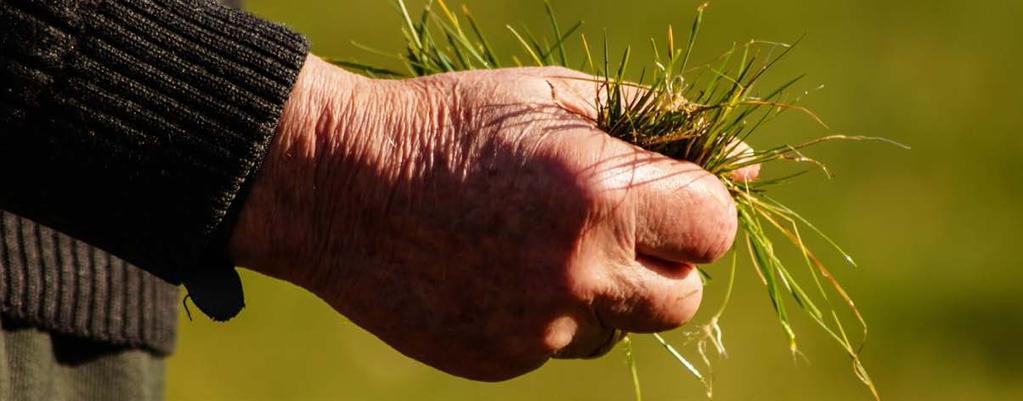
0,0 -> 307,317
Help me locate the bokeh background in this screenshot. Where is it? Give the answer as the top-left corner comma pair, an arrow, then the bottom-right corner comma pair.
166,0 -> 1023,400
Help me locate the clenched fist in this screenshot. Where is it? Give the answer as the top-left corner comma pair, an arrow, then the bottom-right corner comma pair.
228,55 -> 753,381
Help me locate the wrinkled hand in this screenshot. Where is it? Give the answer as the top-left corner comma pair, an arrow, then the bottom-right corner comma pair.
228,55 -> 752,381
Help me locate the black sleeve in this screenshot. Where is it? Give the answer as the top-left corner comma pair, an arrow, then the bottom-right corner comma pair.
0,0 -> 310,319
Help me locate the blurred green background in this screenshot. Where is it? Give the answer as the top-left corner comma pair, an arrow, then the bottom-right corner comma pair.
166,0 -> 1023,400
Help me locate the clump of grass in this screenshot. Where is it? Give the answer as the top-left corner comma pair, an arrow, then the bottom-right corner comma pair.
334,1 -> 907,399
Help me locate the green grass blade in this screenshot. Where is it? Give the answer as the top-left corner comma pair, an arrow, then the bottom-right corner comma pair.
623,336 -> 643,401
544,0 -> 568,65
507,25 -> 544,65
462,5 -> 502,67
652,333 -> 704,381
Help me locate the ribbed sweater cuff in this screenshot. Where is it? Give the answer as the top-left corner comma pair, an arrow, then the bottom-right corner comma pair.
0,0 -> 310,319
1,212 -> 179,354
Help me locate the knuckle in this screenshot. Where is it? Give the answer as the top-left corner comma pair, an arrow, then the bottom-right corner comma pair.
584,181 -> 631,218
633,276 -> 703,332
540,326 -> 575,356
693,177 -> 737,262
639,292 -> 702,332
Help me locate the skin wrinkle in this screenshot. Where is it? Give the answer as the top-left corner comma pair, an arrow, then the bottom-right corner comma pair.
351,79 -> 589,374
229,56 -> 750,381
373,89 -> 418,224
325,78 -> 397,274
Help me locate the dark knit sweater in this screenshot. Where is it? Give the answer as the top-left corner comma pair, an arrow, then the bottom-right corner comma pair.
0,0 -> 309,352
0,211 -> 179,353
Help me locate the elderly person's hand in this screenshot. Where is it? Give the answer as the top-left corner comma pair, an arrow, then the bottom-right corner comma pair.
228,55 -> 746,381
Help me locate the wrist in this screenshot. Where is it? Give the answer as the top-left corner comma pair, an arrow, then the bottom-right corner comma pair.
228,55 -> 378,282
227,54 -> 443,290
